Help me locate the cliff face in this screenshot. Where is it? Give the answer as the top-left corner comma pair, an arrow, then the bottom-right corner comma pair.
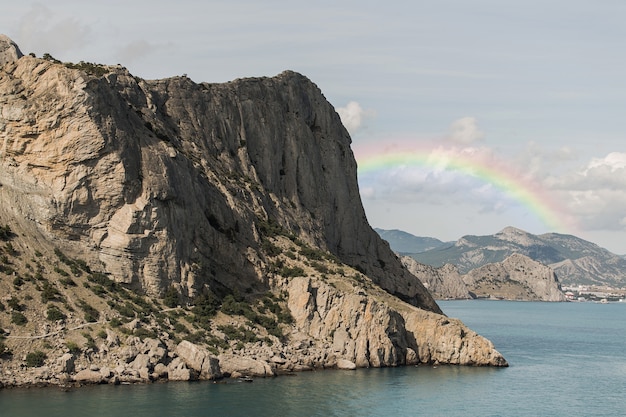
0,37 -> 506,386
401,256 -> 471,300
463,254 -> 566,301
0,54 -> 436,311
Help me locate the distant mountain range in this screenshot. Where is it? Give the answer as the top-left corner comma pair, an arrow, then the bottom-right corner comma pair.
374,228 -> 449,253
376,226 -> 626,287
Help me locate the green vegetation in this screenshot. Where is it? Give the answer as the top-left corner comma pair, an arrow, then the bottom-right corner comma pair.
82,332 -> 97,350
217,324 -> 259,344
76,299 -> 100,322
0,224 -> 13,240
25,351 -> 47,367
65,341 -> 82,354
46,305 -> 67,321
40,281 -> 63,303
63,61 -> 109,77
279,265 -> 305,278
163,286 -> 180,308
11,311 -> 28,326
7,296 -> 23,311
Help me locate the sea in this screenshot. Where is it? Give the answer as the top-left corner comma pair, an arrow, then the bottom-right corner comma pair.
1,300 -> 625,417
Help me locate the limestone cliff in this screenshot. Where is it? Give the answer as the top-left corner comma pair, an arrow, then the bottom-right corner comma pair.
0,36 -> 506,387
401,256 -> 471,300
463,254 -> 566,301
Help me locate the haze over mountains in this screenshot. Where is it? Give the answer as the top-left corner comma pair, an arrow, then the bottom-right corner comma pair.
377,226 -> 626,287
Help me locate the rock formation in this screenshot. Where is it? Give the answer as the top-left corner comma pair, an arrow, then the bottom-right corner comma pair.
401,256 -> 471,300
463,253 -> 566,301
0,34 -> 22,66
0,35 -> 506,388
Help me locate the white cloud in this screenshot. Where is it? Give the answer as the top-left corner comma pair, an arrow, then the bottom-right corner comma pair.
586,152 -> 626,172
336,101 -> 374,134
447,117 -> 484,144
545,152 -> 626,231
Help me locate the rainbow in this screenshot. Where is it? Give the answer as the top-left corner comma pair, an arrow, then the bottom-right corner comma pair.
354,142 -> 576,234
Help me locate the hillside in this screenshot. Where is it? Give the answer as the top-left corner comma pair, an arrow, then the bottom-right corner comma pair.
409,227 -> 626,287
0,36 -> 506,387
375,228 -> 447,254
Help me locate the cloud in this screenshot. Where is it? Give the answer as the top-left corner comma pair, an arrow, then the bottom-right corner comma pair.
115,40 -> 159,65
336,101 -> 374,134
16,4 -> 90,56
541,152 -> 626,231
447,117 -> 484,144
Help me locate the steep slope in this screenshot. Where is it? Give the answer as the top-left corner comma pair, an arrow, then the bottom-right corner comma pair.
462,254 -> 566,301
410,227 -> 626,286
0,37 -> 506,387
400,256 -> 471,300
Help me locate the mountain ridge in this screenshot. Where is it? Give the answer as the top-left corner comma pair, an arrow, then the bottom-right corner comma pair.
388,226 -> 626,287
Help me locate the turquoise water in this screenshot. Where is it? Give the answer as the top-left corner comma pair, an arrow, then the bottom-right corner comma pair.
2,300 -> 625,416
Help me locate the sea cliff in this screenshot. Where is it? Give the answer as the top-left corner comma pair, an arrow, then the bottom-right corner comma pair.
0,36 -> 506,388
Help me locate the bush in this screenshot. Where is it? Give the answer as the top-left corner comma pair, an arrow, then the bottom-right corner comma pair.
11,311 -> 28,325
25,351 -> 47,367
40,281 -> 63,302
163,286 -> 180,308
76,300 -> 100,322
0,224 -> 13,240
191,290 -> 221,319
65,341 -> 81,354
46,305 -> 67,321
59,276 -> 77,287
279,266 -> 305,278
7,296 -> 23,311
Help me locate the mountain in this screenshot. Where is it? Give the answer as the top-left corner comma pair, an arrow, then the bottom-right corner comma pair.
375,228 -> 448,253
400,253 -> 565,302
409,227 -> 626,287
0,36 -> 506,387
462,254 -> 566,301
400,257 -> 471,300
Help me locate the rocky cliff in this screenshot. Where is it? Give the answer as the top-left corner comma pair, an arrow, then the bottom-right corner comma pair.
0,36 -> 506,387
401,256 -> 471,300
463,253 -> 566,301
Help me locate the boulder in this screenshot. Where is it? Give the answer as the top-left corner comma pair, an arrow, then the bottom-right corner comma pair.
219,355 -> 274,378
175,341 -> 221,380
336,359 -> 356,370
0,34 -> 23,66
72,369 -> 103,384
167,358 -> 192,381
58,353 -> 75,374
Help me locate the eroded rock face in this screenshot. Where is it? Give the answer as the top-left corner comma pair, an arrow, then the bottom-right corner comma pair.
0,35 -> 23,66
0,49 -> 438,313
401,257 -> 471,300
286,276 -> 507,367
0,36 -> 507,381
463,253 -> 566,301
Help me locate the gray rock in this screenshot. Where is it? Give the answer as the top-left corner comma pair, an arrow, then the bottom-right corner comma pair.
58,353 -> 75,374
72,369 -> 103,384
219,355 -> 274,378
336,359 -> 356,370
175,341 -> 221,380
0,35 -> 23,66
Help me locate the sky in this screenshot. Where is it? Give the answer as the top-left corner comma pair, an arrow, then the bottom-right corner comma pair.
2,1 -> 626,253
